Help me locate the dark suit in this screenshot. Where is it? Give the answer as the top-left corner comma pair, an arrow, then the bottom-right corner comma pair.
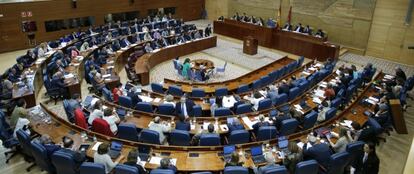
204,27 -> 211,37
353,153 -> 379,174
303,143 -> 332,168
358,127 -> 378,144
175,100 -> 195,117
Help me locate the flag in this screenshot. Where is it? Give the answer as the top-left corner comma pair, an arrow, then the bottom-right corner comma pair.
277,1 -> 282,27
287,6 -> 292,24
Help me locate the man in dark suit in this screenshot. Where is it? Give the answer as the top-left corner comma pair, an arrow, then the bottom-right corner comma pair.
283,22 -> 292,31
175,115 -> 190,131
303,135 -> 333,168
278,80 -> 290,95
204,24 -> 212,37
175,96 -> 195,118
58,136 -> 86,171
51,71 -> 68,98
294,23 -> 303,32
303,25 -> 311,35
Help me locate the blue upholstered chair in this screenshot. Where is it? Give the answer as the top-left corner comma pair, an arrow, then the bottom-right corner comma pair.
346,141 -> 365,167
31,141 -> 55,173
215,87 -> 228,97
260,75 -> 271,87
228,129 -> 250,144
136,102 -> 154,113
235,103 -> 253,114
151,83 -> 165,94
262,165 -> 288,174
295,160 -> 318,174
191,172 -> 212,174
214,108 -> 233,117
114,164 -> 139,174
288,87 -> 300,101
236,84 -> 250,94
192,105 -> 203,117
168,85 -> 183,96
257,126 -> 277,141
326,152 -> 350,174
119,96 -> 133,108
330,98 -> 342,109
274,94 -> 288,106
302,111 -> 317,130
150,169 -> 175,174
117,123 -> 139,142
169,130 -> 191,146
140,129 -> 160,144
80,162 -> 105,174
199,133 -> 220,146
223,166 -> 248,174
192,88 -> 206,98
158,104 -> 175,115
51,150 -> 78,174
257,98 -> 272,111
102,87 -> 113,102
0,111 -> 19,163
325,108 -> 337,120
279,118 -> 299,136
251,79 -> 262,90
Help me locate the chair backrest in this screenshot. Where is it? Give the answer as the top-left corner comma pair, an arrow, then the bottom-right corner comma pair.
0,111 -> 14,147
74,108 -> 88,129
31,141 -> 55,173
328,151 -> 350,174
325,108 -> 337,120
191,88 -> 206,98
191,172 -> 213,174
192,105 -> 203,117
236,84 -> 250,94
63,100 -> 72,121
80,162 -> 105,174
215,87 -> 228,97
117,123 -> 139,142
228,129 -> 250,145
51,150 -> 78,174
288,87 -> 300,101
302,111 -> 317,130
169,129 -> 191,146
102,87 -> 113,102
168,85 -> 183,96
346,141 -> 364,166
92,118 -> 114,137
251,79 -> 262,90
214,108 -> 232,117
114,164 -> 139,174
236,103 -> 253,114
295,160 -> 318,174
257,126 -> 277,141
136,102 -> 154,113
158,104 -> 175,115
151,83 -> 165,94
223,166 -> 248,174
263,165 -> 289,174
140,129 -> 160,144
330,98 -> 342,109
279,118 -> 299,136
274,94 -> 288,106
150,169 -> 175,174
199,133 -> 221,146
119,96 -> 133,108
260,75 -> 271,87
16,129 -> 32,157
257,98 -> 272,111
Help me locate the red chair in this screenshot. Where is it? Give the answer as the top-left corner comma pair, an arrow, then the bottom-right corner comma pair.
92,118 -> 114,137
74,108 -> 88,129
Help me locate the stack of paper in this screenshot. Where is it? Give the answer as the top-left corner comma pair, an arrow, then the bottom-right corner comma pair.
340,120 -> 354,129
314,90 -> 325,98
92,142 -> 103,151
64,73 -> 74,79
139,95 -> 153,102
153,98 -> 161,103
312,97 -> 322,104
241,116 -> 255,130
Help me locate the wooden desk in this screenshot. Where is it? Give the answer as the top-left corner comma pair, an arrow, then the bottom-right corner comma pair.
214,19 -> 339,61
134,36 -> 217,85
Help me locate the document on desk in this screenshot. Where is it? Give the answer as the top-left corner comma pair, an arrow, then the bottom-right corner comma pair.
340,120 -> 353,129
296,142 -> 313,150
102,74 -> 111,78
314,89 -> 325,98
153,98 -> 161,103
64,74 -> 74,79
384,75 -> 394,80
319,82 -> 328,88
312,97 -> 322,104
302,71 -> 311,76
241,116 -> 257,130
107,60 -> 114,64
220,124 -> 229,132
149,157 -> 177,165
139,95 -> 153,102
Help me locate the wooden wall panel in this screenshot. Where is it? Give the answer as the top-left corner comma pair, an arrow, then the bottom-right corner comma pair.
0,0 -> 204,53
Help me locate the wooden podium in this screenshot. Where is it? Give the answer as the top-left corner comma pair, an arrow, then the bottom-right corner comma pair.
389,99 -> 408,134
243,36 -> 258,55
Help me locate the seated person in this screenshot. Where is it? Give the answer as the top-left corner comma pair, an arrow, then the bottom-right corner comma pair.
65,93 -> 82,123
91,70 -> 106,90
283,22 -> 292,31
194,30 -> 202,39
79,42 -> 90,52
88,100 -> 104,125
227,118 -> 245,133
157,158 -> 177,173
218,16 -> 225,21
175,96 -> 195,118
144,43 -> 153,53
275,111 -> 292,129
252,152 -> 279,174
245,91 -> 265,111
373,103 -> 391,128
153,31 -> 162,40
70,47 -> 80,59
317,101 -> 330,123
222,94 -> 238,108
324,84 -> 336,100
210,97 -> 222,117
283,142 -> 303,173
127,86 -> 142,105
163,94 -> 176,108
175,115 -> 190,131
148,116 -> 172,144
303,133 -> 333,168
39,134 -> 61,158
205,24 -> 212,37
191,123 -> 216,145
51,71 -> 69,98
94,142 -> 121,173
143,32 -> 153,41
252,114 -> 270,134
278,80 -> 290,95
303,25 -> 312,35
1,75 -> 13,99
59,136 -> 86,171
123,149 -> 148,174
294,23 -> 303,32
315,29 -> 325,38
326,127 -> 351,153
350,121 -> 378,144
225,152 -> 244,167
112,83 -> 124,103
395,67 -> 407,82
102,108 -> 121,135
266,85 -> 279,105
7,67 -> 20,83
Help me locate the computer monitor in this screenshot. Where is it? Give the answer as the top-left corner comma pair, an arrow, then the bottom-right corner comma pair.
251,146 -> 263,156
278,137 -> 289,149
223,145 -> 235,155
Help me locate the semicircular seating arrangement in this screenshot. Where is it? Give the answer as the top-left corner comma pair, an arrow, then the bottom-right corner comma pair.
2,11 -> 405,174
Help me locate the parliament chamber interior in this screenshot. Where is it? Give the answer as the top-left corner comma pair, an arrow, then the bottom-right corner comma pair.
0,0 -> 414,174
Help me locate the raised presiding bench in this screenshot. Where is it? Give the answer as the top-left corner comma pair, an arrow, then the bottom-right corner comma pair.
135,36 -> 217,85
214,19 -> 339,61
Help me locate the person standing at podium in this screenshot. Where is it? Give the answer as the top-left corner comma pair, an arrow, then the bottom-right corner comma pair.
204,24 -> 212,37
181,58 -> 191,80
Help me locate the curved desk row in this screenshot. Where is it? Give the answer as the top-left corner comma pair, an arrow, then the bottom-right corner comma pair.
134,36 -> 218,85
29,72 -> 383,172
214,19 -> 340,61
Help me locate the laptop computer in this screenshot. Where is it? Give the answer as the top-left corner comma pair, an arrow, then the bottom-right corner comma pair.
223,145 -> 236,162
250,146 -> 266,164
108,141 -> 123,159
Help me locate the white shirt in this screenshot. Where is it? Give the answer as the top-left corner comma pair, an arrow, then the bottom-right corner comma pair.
88,109 -> 103,125
103,115 -> 118,134
163,101 -> 176,108
94,153 -> 118,173
148,122 -> 171,144
248,97 -> 264,111
222,96 -> 237,108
